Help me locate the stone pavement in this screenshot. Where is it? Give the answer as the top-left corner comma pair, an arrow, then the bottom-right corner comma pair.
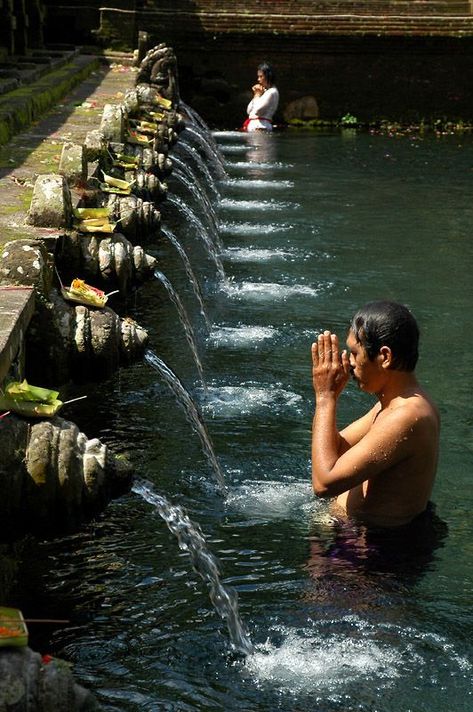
0,55 -> 138,384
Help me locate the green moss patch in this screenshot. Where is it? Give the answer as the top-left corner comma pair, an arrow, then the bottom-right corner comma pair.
0,56 -> 100,147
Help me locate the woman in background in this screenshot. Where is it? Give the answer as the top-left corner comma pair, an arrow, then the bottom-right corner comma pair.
242,62 -> 279,132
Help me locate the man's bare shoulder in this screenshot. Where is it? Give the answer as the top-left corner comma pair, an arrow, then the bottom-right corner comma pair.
372,387 -> 439,440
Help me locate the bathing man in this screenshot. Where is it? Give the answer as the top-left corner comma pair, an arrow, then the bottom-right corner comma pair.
311,301 -> 440,528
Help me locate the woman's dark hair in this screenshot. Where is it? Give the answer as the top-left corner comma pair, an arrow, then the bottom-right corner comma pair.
258,62 -> 275,86
350,300 -> 419,372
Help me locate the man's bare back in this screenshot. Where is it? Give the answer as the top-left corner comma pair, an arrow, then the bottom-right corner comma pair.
311,301 -> 440,528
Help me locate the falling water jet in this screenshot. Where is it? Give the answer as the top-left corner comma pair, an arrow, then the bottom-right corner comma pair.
179,100 -> 210,132
170,153 -> 219,208
133,478 -> 253,654
161,226 -> 210,331
179,100 -> 223,159
171,167 -> 220,237
166,194 -> 225,277
174,142 -> 221,202
144,350 -> 226,492
153,269 -> 206,387
181,126 -> 227,180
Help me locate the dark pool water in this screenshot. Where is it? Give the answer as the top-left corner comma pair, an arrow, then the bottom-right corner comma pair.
16,130 -> 473,710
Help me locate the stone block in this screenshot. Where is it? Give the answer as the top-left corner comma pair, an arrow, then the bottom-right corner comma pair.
26,174 -> 72,228
99,103 -> 126,143
58,141 -> 87,187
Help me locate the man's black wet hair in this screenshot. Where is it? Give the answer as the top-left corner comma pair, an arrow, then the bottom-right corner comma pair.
350,300 -> 419,372
258,62 -> 275,86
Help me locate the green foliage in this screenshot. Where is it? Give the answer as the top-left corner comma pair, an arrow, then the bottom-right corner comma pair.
340,113 -> 359,127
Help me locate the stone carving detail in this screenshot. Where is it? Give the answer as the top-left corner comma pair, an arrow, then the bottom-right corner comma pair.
0,240 -> 149,384
104,193 -> 161,241
0,647 -> 100,711
136,43 -> 180,104
0,414 -> 132,535
58,232 -> 157,293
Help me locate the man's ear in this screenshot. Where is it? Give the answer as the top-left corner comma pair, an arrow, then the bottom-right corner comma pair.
378,345 -> 393,369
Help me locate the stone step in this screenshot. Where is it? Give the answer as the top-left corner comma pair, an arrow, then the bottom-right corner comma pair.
136,8 -> 473,36
141,0 -> 472,15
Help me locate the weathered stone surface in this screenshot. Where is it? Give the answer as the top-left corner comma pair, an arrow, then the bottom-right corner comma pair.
83,129 -> 108,163
105,194 -> 161,241
71,304 -> 148,379
57,232 -> 156,294
26,174 -> 73,228
0,286 -> 35,384
120,316 -> 149,364
0,414 -> 133,536
0,239 -> 51,295
99,103 -> 125,143
283,95 -> 320,122
0,647 -> 100,711
59,141 -> 87,187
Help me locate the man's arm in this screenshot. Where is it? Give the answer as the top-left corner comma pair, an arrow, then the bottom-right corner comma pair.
312,399 -> 413,497
311,330 -> 412,498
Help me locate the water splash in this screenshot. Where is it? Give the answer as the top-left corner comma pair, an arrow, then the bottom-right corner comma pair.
218,144 -> 252,154
166,194 -> 225,277
153,269 -> 205,386
161,226 -> 210,330
226,161 -> 294,170
219,198 -> 300,211
144,350 -> 226,491
200,384 -> 303,418
243,617 -> 473,695
222,178 -> 295,190
222,247 -> 299,263
244,625 -> 402,693
220,281 -> 322,301
212,130 -> 248,139
209,325 -> 278,349
226,480 -> 313,521
219,221 -> 293,236
133,479 -> 253,655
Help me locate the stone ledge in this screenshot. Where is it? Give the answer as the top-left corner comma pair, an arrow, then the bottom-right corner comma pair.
0,286 -> 35,384
0,54 -> 100,147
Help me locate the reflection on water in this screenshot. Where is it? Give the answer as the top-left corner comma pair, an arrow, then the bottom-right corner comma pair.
304,504 -> 449,606
11,132 -> 473,711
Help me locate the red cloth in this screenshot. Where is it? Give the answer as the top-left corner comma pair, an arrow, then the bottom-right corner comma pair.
241,117 -> 272,132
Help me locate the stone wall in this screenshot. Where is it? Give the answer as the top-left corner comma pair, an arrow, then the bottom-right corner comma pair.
87,1 -> 473,124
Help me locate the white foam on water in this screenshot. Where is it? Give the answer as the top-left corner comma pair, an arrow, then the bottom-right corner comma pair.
223,178 -> 294,189
201,385 -> 303,418
212,131 -> 247,139
222,247 -> 299,262
209,324 -> 278,348
244,625 -> 403,694
219,144 -> 253,153
219,198 -> 299,211
220,281 -> 322,301
226,480 -> 313,520
226,161 -> 294,170
242,618 -> 473,696
219,221 -> 293,235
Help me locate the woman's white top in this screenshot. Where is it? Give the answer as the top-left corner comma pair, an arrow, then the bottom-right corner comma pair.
246,86 -> 279,131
